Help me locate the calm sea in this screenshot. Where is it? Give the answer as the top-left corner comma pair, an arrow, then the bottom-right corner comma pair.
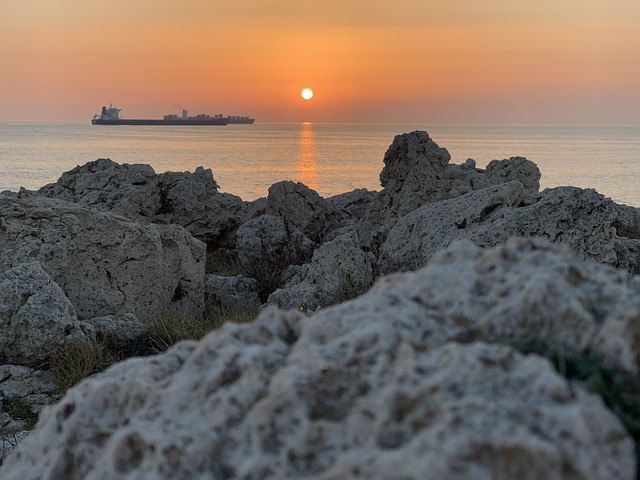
1,122 -> 639,206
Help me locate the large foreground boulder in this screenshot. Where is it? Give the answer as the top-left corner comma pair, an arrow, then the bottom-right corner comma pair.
36,158 -> 247,245
1,238 -> 636,479
0,195 -> 205,320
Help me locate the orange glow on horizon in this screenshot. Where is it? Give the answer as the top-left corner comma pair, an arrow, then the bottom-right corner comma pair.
1,1 -> 639,123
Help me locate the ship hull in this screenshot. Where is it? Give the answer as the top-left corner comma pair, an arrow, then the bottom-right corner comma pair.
227,119 -> 255,124
92,118 -> 228,126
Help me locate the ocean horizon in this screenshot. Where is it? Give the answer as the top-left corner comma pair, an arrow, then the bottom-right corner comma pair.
1,122 -> 639,206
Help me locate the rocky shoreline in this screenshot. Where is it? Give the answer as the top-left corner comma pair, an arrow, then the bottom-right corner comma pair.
1,131 -> 640,478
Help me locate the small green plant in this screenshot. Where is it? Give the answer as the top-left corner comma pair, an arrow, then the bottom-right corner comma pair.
206,248 -> 243,276
1,397 -> 38,430
156,183 -> 174,215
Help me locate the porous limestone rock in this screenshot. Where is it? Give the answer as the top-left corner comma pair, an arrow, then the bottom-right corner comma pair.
326,188 -> 377,222
358,131 -> 541,252
0,238 -> 636,479
84,314 -> 154,357
37,158 -> 247,245
235,215 -> 315,301
268,235 -> 377,310
0,194 -> 205,321
265,181 -> 346,242
379,182 -> 640,274
0,262 -> 94,366
204,275 -> 261,314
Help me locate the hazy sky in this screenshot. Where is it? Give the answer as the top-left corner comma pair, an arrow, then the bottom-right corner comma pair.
2,0 -> 639,123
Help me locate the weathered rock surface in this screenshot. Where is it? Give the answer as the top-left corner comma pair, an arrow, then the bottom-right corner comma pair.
0,262 -> 94,367
1,238 -> 636,479
268,235 -> 377,310
0,365 -> 59,466
379,182 -> 640,274
0,194 -> 206,321
264,181 -> 347,242
358,131 -> 541,252
235,215 -> 315,301
326,188 -> 377,222
84,314 -> 153,357
204,275 -> 261,314
36,158 -> 247,245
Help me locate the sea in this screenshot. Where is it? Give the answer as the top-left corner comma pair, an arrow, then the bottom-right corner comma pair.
1,122 -> 639,206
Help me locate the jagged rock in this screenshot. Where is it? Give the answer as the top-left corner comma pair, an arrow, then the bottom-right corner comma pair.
326,188 -> 377,222
268,235 -> 377,310
379,182 -> 640,274
358,131 -> 541,252
265,181 -> 346,242
0,195 -> 205,321
0,262 -> 94,367
235,215 -> 315,301
204,275 -> 261,314
84,314 -> 154,357
1,238 -> 637,479
37,159 -> 247,245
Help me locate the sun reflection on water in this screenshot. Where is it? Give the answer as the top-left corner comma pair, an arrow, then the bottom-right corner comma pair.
297,122 -> 318,191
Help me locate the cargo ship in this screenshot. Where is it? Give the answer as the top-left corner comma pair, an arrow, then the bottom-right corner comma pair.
91,104 -> 254,125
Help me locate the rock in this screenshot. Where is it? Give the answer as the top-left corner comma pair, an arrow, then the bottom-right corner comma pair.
0,365 -> 60,466
265,181 -> 347,243
357,131 -> 541,253
204,275 -> 261,314
379,182 -> 640,274
0,195 -> 205,321
0,262 -> 94,367
37,159 -> 247,245
83,314 -> 154,357
235,215 -> 315,301
326,188 -> 377,222
268,235 -> 377,310
1,238 -> 637,479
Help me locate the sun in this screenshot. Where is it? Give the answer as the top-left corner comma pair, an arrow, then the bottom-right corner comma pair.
301,88 -> 314,100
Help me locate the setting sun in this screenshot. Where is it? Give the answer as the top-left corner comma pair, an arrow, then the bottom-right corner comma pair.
301,88 -> 314,101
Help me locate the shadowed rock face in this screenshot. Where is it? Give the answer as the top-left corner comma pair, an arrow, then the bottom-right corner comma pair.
0,194 -> 205,321
0,238 -> 636,479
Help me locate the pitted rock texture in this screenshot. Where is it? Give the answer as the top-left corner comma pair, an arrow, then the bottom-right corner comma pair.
0,238 -> 636,479
204,275 -> 261,314
268,234 -> 377,310
0,262 -> 94,366
0,195 -> 205,320
379,182 -> 640,274
36,158 -> 247,245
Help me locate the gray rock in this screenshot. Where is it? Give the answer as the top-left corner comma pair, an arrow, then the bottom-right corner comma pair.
379,182 -> 640,274
0,195 -> 205,321
265,181 -> 346,242
37,159 -> 247,245
326,188 -> 377,222
235,215 -> 315,301
268,234 -> 377,310
84,314 -> 153,357
0,238 -> 636,479
0,262 -> 94,367
204,275 -> 261,314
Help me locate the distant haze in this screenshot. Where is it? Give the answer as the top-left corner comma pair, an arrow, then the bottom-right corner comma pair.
1,0 -> 639,123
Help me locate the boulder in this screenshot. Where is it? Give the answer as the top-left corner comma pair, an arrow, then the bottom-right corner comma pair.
0,195 -> 205,321
265,181 -> 346,243
0,262 -> 94,367
204,275 -> 261,314
0,238 -> 636,479
37,159 -> 247,245
379,182 -> 640,274
268,235 -> 377,310
84,314 -> 154,357
326,188 -> 377,222
357,131 -> 541,253
235,215 -> 315,301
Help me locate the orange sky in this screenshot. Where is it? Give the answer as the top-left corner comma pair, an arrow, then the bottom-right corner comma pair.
1,0 -> 639,123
